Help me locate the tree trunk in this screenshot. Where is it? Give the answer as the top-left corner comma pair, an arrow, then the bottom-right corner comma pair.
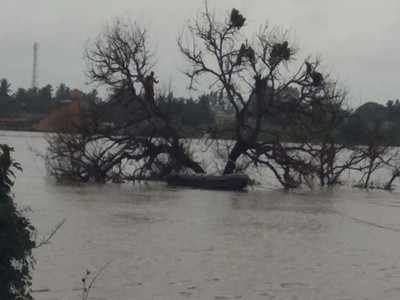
170,139 -> 205,174
364,158 -> 375,188
182,157 -> 205,174
384,173 -> 398,190
223,142 -> 247,175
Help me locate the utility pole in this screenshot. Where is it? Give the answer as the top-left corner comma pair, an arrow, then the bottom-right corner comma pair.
31,42 -> 38,89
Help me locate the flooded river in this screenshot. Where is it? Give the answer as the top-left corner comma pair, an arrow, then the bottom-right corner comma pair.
3,131 -> 400,300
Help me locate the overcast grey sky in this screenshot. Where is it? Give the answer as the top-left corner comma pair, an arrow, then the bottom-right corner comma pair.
1,0 -> 400,106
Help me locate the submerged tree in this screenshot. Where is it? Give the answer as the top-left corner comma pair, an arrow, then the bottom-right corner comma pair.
178,5 -> 351,188
85,20 -> 205,179
43,89 -> 129,183
46,20 -> 206,183
356,121 -> 395,189
44,7 -> 398,190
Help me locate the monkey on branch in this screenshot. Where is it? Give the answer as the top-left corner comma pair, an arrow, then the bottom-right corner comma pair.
236,43 -> 255,65
269,41 -> 291,66
230,8 -> 246,28
305,62 -> 324,86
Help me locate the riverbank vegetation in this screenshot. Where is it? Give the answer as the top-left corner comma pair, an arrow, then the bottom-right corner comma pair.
0,145 -> 36,300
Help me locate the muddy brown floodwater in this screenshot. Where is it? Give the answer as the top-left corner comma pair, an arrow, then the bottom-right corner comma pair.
3,131 -> 400,300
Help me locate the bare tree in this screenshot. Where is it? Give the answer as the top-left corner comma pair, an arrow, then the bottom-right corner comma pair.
179,5 -> 347,188
44,98 -> 126,183
384,166 -> 400,191
84,20 -> 205,179
355,121 -> 394,189
45,10 -> 399,190
46,20 -> 206,184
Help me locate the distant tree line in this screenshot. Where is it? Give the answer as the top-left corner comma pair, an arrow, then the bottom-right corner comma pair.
340,101 -> 400,145
2,76 -> 400,145
0,78 -> 217,133
0,79 -> 76,116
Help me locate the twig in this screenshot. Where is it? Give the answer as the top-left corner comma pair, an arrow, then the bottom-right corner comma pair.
82,261 -> 112,300
35,219 -> 66,248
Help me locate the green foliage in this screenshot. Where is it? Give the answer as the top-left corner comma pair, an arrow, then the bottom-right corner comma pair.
0,80 -> 56,116
54,83 -> 71,101
162,96 -> 215,130
107,91 -> 216,137
341,102 -> 398,145
0,79 -> 11,97
0,145 -> 36,300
